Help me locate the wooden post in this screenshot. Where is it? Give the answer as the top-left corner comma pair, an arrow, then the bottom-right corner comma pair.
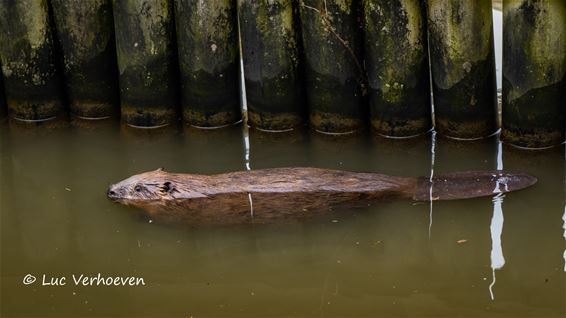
427,0 -> 498,139
238,0 -> 305,131
502,0 -> 566,149
0,0 -> 65,121
363,0 -> 432,137
51,0 -> 119,120
174,0 -> 241,128
299,0 -> 366,134
112,0 -> 178,128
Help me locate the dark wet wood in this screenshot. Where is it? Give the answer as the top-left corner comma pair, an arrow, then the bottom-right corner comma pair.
108,167 -> 537,225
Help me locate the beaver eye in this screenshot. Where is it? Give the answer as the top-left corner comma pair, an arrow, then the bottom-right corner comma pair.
134,185 -> 142,192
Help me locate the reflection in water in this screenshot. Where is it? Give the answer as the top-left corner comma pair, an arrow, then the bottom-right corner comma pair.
239,48 -> 251,172
242,118 -> 253,216
248,193 -> 254,217
491,11 -> 504,287
489,193 -> 505,300
563,206 -> 565,272
496,136 -> 503,171
239,51 -> 254,215
428,131 -> 437,238
489,138 -> 506,300
243,125 -> 251,171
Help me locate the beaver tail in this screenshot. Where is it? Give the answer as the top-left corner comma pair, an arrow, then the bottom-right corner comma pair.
411,171 -> 537,201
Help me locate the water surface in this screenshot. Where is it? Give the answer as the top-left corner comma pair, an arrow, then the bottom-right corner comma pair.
0,120 -> 564,317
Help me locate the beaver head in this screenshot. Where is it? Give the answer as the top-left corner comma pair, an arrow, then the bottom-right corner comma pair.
106,168 -> 173,201
107,168 -> 209,204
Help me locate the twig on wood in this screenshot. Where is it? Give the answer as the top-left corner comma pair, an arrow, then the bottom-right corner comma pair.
300,0 -> 365,81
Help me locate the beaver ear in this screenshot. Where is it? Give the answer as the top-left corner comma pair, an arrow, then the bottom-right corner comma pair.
162,181 -> 173,193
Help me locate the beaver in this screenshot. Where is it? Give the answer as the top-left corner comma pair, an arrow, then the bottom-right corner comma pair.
107,167 -> 537,225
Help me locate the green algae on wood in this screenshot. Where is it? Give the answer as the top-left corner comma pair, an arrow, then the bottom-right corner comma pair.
502,0 -> 566,149
112,0 -> 177,128
174,0 -> 241,128
0,0 -> 65,121
238,0 -> 306,131
300,0 -> 366,134
363,0 -> 432,137
427,0 -> 498,139
51,0 -> 119,120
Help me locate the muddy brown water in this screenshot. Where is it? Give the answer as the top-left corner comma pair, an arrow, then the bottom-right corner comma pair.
1,120 -> 564,317
1,5 -> 565,318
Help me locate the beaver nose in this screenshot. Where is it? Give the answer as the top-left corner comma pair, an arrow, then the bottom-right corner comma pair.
107,187 -> 118,199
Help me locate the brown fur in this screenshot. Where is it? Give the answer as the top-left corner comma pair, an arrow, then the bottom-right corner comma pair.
107,167 -> 537,226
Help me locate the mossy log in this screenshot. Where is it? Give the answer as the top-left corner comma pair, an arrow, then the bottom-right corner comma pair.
174,0 -> 241,128
427,0 -> 498,139
0,0 -> 65,121
363,0 -> 432,137
238,0 -> 305,131
502,0 -> 566,149
51,0 -> 119,120
112,0 -> 177,128
299,0 -> 366,134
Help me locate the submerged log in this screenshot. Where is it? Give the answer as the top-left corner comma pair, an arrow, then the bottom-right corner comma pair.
174,0 -> 241,128
108,167 -> 537,225
502,0 -> 566,149
238,0 -> 305,131
51,0 -> 119,120
363,0 -> 432,137
112,0 -> 178,128
0,0 -> 65,121
427,0 -> 498,139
